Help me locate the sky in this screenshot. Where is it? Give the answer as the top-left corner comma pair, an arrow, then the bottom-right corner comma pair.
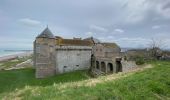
0,0 -> 170,50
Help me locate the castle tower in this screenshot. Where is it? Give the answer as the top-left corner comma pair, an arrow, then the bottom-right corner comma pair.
34,27 -> 56,78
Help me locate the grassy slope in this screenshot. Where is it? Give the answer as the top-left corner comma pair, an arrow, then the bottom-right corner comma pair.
0,69 -> 89,96
0,57 -> 31,69
0,61 -> 170,100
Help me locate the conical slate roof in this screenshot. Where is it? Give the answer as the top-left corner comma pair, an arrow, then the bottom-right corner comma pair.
37,27 -> 55,39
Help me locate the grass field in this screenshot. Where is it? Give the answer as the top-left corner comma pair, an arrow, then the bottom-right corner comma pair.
0,61 -> 170,100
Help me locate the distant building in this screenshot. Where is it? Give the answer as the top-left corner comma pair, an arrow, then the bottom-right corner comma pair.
34,27 -> 136,78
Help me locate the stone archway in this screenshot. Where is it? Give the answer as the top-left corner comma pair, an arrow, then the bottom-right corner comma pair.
96,61 -> 99,70
107,63 -> 113,73
116,61 -> 122,72
101,62 -> 106,72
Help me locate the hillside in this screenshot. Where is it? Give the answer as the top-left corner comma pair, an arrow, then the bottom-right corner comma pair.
0,61 -> 170,100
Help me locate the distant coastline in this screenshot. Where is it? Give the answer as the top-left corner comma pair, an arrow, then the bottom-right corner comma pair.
0,50 -> 32,62
0,50 -> 32,57
4,50 -> 32,52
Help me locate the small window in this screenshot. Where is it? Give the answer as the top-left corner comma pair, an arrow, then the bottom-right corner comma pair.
96,49 -> 98,51
36,46 -> 40,53
63,66 -> 68,72
50,46 -> 53,52
100,49 -> 102,52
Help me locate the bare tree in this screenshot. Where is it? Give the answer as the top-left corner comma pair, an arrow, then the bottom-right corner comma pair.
148,38 -> 165,59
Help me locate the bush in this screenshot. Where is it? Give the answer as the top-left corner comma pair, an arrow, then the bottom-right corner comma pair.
135,57 -> 145,65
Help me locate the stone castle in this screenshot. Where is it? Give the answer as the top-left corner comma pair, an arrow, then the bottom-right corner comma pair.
34,27 -> 136,78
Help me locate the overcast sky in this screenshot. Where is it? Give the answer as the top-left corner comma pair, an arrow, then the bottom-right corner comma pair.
0,0 -> 170,50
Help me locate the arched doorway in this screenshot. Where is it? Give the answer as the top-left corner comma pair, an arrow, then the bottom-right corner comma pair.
96,61 -> 99,70
116,61 -> 122,72
107,63 -> 113,73
91,54 -> 94,67
101,62 -> 106,72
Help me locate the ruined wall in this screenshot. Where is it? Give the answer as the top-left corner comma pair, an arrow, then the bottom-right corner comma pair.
92,44 -> 120,58
56,46 -> 92,74
121,61 -> 137,72
105,47 -> 120,58
92,44 -> 105,57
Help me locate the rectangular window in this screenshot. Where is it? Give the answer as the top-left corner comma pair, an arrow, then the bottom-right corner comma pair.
77,53 -> 80,56
36,46 -> 40,53
50,46 -> 53,52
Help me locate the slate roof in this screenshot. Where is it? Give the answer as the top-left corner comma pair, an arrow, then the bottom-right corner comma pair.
37,27 -> 55,39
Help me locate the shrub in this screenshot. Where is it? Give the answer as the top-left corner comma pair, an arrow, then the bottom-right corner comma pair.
135,57 -> 145,65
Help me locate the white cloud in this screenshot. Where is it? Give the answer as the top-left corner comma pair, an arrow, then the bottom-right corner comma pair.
85,32 -> 95,36
152,25 -> 161,29
107,36 -> 114,39
154,33 -> 170,39
114,37 -> 151,48
97,36 -> 115,42
125,13 -> 145,24
18,18 -> 41,27
121,0 -> 170,24
114,29 -> 124,33
122,0 -> 150,24
152,25 -> 167,29
89,25 -> 108,32
0,36 -> 33,49
1,0 -> 170,49
97,36 -> 151,48
115,37 -> 149,42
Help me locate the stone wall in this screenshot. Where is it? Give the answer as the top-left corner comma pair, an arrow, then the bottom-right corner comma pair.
92,44 -> 120,58
92,44 -> 105,57
35,38 -> 56,78
36,64 -> 56,78
56,46 -> 92,74
122,61 -> 137,72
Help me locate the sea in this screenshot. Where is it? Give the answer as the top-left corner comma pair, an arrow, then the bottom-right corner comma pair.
0,50 -> 26,57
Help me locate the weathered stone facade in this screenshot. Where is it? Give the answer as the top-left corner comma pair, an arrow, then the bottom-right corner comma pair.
55,46 -> 92,74
34,27 -> 93,78
34,27 -> 137,78
34,36 -> 56,78
91,43 -> 137,76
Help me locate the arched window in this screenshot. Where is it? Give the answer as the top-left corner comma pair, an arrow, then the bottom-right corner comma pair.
116,61 -> 122,72
101,62 -> 106,72
96,61 -> 99,69
107,63 -> 113,73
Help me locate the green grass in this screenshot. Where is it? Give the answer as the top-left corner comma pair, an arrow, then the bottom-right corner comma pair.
0,61 -> 170,100
0,69 -> 89,94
